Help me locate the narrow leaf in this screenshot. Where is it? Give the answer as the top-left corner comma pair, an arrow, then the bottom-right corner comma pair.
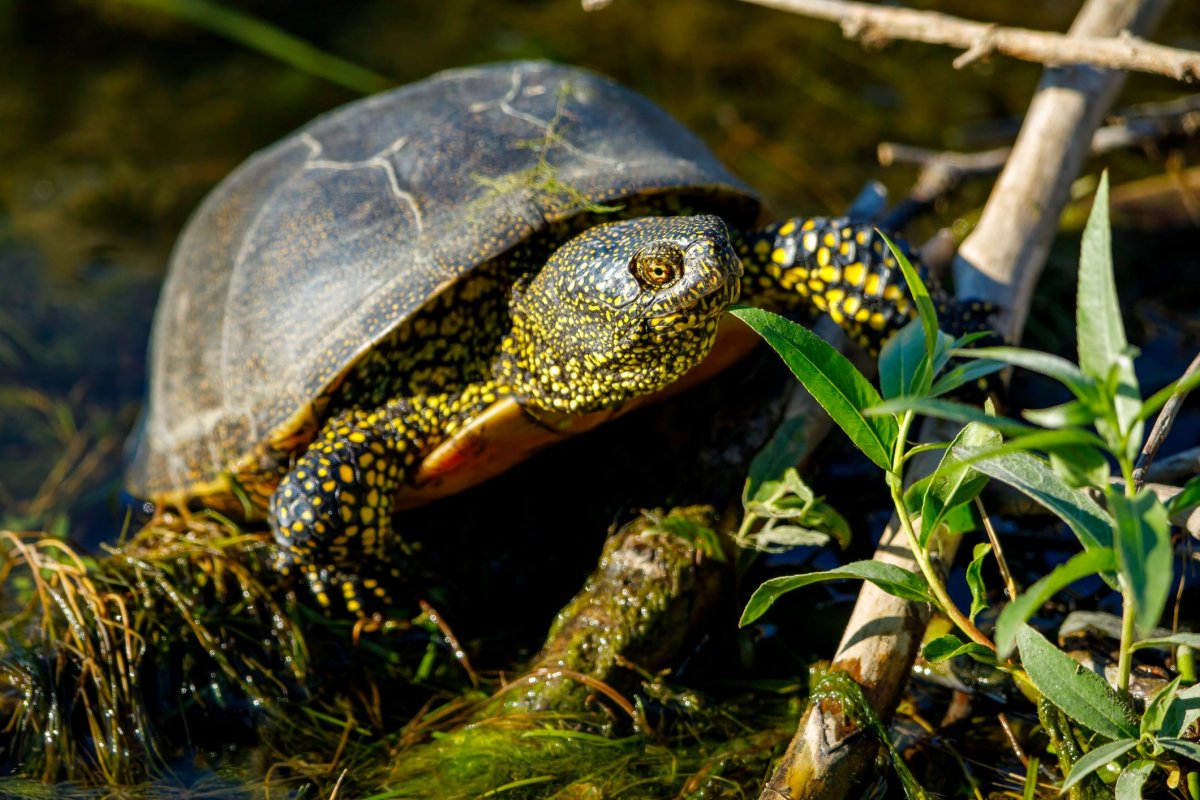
923,633 -> 994,665
879,231 -> 938,358
954,346 -> 1097,401
1159,738 -> 1200,762
1114,760 -> 1156,800
1061,738 -> 1139,792
1078,172 -> 1142,441
1049,445 -> 1111,490
1160,682 -> 1200,738
1168,474 -> 1200,516
740,560 -> 932,626
1016,624 -> 1138,739
746,417 -> 810,503
879,319 -> 929,399
995,548 -> 1116,657
1138,368 -> 1200,422
732,307 -> 897,470
920,422 -> 1001,546
928,358 -> 1005,398
956,448 -> 1113,553
1130,633 -> 1200,652
1111,488 -> 1173,637
1142,676 -> 1182,736
1022,399 -> 1101,428
966,542 -> 992,623
867,397 -> 1033,437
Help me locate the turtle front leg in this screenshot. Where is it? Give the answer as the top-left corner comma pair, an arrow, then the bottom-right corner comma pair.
737,217 -> 995,354
269,407 -> 413,615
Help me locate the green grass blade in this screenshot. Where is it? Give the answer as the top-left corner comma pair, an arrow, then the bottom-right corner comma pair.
732,307 -> 897,470
117,0 -> 394,95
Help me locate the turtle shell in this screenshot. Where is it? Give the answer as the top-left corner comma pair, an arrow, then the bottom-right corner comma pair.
126,61 -> 763,500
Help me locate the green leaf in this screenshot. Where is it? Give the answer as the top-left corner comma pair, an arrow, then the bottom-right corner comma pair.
928,358 -> 1005,398
1022,399 -> 1101,428
995,548 -> 1116,657
732,307 -> 897,470
955,448 -> 1113,553
1160,682 -> 1200,738
1114,759 -> 1156,800
1142,676 -> 1182,736
746,417 -> 810,503
1049,445 -> 1111,490
1130,633 -> 1200,652
879,231 -> 938,359
966,542 -> 992,623
919,422 -> 1001,546
1111,488 -> 1173,637
740,560 -> 933,626
1016,624 -> 1138,739
1138,368 -> 1200,422
879,319 -> 924,399
1078,172 -> 1142,445
959,429 -> 1112,463
1168,475 -> 1200,516
1159,737 -> 1200,763
954,346 -> 1098,401
867,397 -> 1032,437
753,524 -> 835,550
1061,738 -> 1139,792
923,633 -> 994,665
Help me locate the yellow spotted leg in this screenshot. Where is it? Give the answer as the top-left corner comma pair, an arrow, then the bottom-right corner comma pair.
736,216 -> 997,357
269,383 -> 499,615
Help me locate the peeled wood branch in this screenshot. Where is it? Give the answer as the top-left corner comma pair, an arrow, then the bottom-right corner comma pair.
735,0 -> 1199,82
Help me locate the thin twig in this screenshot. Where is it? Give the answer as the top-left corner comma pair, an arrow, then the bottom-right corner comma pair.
1133,349 -> 1200,487
733,0 -> 1199,83
878,94 -> 1200,209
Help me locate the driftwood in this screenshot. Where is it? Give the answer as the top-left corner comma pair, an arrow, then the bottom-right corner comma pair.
760,0 -> 1173,798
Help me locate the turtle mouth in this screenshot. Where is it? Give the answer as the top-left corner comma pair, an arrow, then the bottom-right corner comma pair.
645,279 -> 740,333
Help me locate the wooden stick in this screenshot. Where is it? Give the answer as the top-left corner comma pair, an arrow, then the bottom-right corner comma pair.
733,0 -> 1197,83
761,1 -> 1172,797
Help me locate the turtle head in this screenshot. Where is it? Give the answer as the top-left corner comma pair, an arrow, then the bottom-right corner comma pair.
502,214 -> 743,413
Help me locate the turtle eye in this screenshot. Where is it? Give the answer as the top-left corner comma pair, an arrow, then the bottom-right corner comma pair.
632,243 -> 684,288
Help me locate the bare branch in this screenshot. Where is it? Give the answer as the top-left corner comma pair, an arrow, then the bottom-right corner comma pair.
735,0 -> 1198,83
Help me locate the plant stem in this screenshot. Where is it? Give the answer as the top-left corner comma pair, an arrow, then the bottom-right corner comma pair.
890,412 -> 995,651
1115,457 -> 1138,693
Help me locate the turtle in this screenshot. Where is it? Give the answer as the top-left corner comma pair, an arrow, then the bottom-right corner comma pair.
127,61 -> 990,616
